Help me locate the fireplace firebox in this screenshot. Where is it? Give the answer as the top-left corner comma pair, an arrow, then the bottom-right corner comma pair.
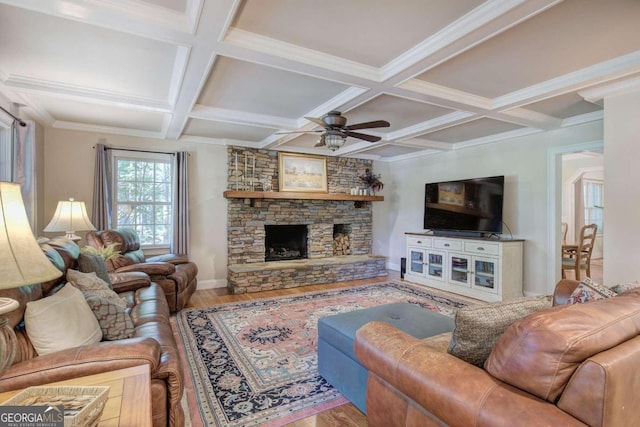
265,225 -> 308,261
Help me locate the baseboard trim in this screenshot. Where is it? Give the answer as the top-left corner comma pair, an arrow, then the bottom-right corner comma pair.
197,279 -> 227,290
387,263 -> 400,271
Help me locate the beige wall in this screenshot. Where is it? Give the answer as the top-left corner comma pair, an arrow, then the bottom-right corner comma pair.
603,90 -> 640,284
43,128 -> 228,288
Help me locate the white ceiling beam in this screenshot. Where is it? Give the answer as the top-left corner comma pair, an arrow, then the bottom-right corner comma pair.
578,75 -> 640,103
189,106 -> 297,130
492,108 -> 562,130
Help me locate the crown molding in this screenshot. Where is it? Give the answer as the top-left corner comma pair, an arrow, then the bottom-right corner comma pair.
223,28 -> 380,82
380,0 -> 533,81
53,120 -> 165,138
561,110 -> 604,128
399,79 -> 492,109
5,75 -> 172,113
452,127 -> 542,150
578,76 -> 640,103
493,50 -> 640,110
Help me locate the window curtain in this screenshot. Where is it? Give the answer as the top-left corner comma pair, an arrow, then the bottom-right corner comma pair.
92,144 -> 112,230
172,151 -> 190,255
12,120 -> 35,229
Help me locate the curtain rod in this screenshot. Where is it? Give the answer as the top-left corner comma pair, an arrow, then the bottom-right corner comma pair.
0,105 -> 26,127
93,146 -> 176,156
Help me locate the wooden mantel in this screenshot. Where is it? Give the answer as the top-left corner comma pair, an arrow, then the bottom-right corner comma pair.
223,190 -> 383,207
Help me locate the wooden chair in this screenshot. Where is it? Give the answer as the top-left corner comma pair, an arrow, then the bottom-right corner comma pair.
562,223 -> 597,280
561,222 -> 568,245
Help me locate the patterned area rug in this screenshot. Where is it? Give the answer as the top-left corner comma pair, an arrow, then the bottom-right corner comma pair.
174,281 -> 469,427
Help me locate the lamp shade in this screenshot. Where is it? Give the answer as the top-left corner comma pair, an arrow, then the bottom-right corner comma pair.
43,198 -> 96,240
0,182 -> 62,289
325,131 -> 346,151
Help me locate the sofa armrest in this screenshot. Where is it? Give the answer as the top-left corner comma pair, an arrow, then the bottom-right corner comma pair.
355,322 -> 586,427
109,271 -> 151,293
553,279 -> 581,306
0,337 -> 161,392
115,262 -> 176,276
146,253 -> 189,265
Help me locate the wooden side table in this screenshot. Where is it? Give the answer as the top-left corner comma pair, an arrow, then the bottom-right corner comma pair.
0,365 -> 152,427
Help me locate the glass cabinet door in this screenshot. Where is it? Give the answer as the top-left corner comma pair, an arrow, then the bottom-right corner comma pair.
426,251 -> 445,281
472,257 -> 498,293
409,249 -> 425,275
448,254 -> 470,286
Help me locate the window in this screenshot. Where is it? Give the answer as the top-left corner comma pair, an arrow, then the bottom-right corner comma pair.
112,150 -> 173,248
583,179 -> 603,233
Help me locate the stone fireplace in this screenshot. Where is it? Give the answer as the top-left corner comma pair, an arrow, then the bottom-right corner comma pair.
226,147 -> 387,293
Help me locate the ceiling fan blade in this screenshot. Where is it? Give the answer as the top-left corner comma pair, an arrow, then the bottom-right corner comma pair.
345,120 -> 390,131
304,116 -> 326,126
275,129 -> 323,135
345,131 -> 381,142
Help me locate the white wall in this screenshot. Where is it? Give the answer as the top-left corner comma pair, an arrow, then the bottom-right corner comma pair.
603,90 -> 640,284
43,128 -> 228,288
375,121 -> 603,296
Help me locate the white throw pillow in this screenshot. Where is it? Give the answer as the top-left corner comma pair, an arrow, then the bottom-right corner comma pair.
25,284 -> 103,355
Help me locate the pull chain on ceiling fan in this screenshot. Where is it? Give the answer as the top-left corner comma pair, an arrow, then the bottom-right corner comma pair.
276,111 -> 390,151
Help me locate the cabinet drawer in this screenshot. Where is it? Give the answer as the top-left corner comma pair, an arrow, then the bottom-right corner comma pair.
407,236 -> 431,247
464,241 -> 499,255
434,239 -> 462,251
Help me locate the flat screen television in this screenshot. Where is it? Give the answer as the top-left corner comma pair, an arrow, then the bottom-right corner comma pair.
424,176 -> 504,235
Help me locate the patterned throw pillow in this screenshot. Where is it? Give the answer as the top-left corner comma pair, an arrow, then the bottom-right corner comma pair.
447,295 -> 552,367
78,253 -> 112,287
610,282 -> 640,295
83,293 -> 135,340
66,269 -> 127,308
566,278 -> 617,304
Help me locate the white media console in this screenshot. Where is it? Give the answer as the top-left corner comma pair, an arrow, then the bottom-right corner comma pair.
404,232 -> 524,302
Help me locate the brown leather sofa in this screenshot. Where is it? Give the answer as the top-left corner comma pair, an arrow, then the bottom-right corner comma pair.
0,237 -> 185,427
355,279 -> 640,427
86,229 -> 198,312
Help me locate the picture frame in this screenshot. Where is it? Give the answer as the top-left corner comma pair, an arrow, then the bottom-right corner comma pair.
438,182 -> 465,206
278,152 -> 328,192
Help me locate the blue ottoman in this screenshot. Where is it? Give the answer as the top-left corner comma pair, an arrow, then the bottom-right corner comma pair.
317,302 -> 454,414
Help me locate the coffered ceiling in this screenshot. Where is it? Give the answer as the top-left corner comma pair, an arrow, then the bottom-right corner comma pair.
1,0 -> 639,161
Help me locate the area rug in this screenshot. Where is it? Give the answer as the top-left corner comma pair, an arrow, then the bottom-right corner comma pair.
174,281 -> 470,427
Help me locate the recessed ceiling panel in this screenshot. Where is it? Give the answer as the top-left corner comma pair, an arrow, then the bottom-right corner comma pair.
279,133 -> 327,149
523,92 -> 602,119
184,119 -> 277,141
417,0 -> 640,97
33,96 -> 165,131
198,57 -> 349,118
233,0 -> 484,67
347,95 -> 454,131
0,5 -> 177,99
424,118 -> 523,143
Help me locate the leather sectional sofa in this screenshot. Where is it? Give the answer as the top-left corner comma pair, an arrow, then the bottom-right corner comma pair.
355,279 -> 640,427
0,237 -> 185,427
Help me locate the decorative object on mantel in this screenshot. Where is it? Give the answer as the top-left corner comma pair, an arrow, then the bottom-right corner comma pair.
359,169 -> 384,195
262,175 -> 273,192
232,151 -> 257,191
278,152 -> 328,193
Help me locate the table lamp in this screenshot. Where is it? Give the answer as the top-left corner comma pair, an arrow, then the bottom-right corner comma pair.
0,181 -> 63,376
43,198 -> 96,241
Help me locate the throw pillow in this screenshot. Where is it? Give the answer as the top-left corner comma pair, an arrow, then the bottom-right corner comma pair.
83,293 -> 135,340
25,284 -> 102,355
77,253 -> 112,287
447,295 -> 552,367
66,269 -> 126,308
566,278 -> 617,304
610,281 -> 640,295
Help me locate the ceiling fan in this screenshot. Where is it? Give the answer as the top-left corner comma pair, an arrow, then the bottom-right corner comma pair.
277,111 -> 390,151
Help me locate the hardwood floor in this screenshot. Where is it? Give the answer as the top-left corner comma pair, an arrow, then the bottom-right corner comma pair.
183,274 -> 404,427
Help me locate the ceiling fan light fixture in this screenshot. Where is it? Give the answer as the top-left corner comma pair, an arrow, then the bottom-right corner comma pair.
325,131 -> 345,151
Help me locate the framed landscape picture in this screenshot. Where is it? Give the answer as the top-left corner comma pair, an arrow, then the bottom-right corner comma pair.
278,152 -> 328,192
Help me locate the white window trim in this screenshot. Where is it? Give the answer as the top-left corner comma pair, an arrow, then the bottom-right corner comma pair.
110,149 -> 173,249
0,110 -> 13,181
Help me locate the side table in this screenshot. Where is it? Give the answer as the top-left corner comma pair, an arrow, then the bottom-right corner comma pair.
0,364 -> 152,427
